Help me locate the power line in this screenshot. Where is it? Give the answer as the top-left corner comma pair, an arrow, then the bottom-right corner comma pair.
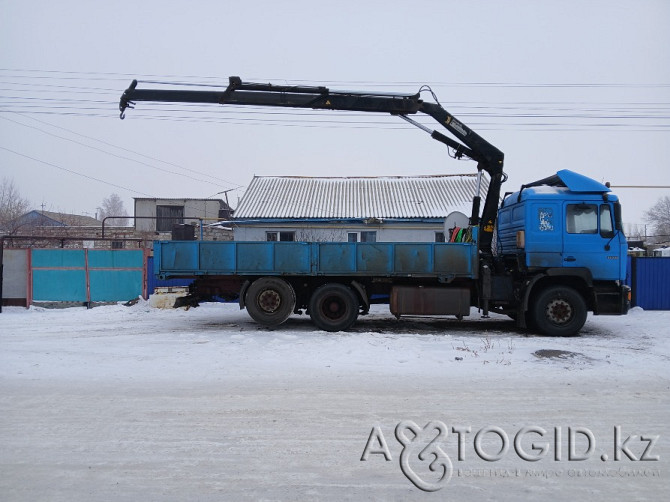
6,96 -> 668,119
1,68 -> 668,133
1,112 -> 245,189
2,108 -> 668,133
0,145 -> 153,197
0,145 -> 237,215
610,185 -> 670,189
3,98 -> 669,124
2,104 -> 669,130
0,114 -> 233,188
1,68 -> 668,88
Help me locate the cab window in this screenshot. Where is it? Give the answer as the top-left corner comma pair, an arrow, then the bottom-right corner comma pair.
600,205 -> 614,238
566,204 -> 597,234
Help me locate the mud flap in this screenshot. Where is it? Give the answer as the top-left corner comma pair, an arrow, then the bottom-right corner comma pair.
239,280 -> 251,310
351,280 -> 370,315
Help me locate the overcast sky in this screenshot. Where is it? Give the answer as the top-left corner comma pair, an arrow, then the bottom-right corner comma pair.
1,0 -> 668,228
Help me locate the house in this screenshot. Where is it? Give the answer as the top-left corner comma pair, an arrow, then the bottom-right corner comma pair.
10,210 -> 101,230
232,174 -> 488,242
133,198 -> 232,233
652,245 -> 670,257
4,210 -> 136,249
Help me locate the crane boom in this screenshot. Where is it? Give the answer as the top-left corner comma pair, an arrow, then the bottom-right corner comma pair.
119,76 -> 505,254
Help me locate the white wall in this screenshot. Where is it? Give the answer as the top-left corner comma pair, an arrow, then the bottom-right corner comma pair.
2,249 -> 28,302
134,200 -> 223,232
233,222 -> 445,242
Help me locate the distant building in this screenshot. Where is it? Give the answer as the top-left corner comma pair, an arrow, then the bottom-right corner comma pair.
3,201 -> 234,250
133,198 -> 232,233
652,245 -> 670,257
11,210 -> 101,229
4,210 -> 136,249
232,174 -> 487,242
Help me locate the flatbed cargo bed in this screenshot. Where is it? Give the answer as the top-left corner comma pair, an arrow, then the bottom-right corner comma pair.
154,239 -> 479,281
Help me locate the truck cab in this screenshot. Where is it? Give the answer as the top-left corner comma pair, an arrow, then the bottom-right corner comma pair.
496,169 -> 629,334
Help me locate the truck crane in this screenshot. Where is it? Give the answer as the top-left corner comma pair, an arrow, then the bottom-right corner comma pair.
119,77 -> 630,335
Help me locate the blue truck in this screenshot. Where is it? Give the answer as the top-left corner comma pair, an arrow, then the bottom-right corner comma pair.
120,77 -> 630,335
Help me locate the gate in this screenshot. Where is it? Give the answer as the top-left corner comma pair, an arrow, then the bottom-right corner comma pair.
30,248 -> 147,304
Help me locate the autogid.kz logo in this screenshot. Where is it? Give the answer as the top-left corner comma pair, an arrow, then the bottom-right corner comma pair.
394,421 -> 452,492
360,422 -> 660,492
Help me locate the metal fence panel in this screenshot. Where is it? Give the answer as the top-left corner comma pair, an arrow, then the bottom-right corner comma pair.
30,249 -> 145,303
31,249 -> 87,302
88,250 -> 145,302
630,257 -> 670,310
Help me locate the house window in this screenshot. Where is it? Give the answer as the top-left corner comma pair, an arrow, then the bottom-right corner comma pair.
435,232 -> 446,243
360,231 -> 376,243
111,240 -> 125,249
348,231 -> 377,243
266,231 -> 295,242
156,205 -> 184,232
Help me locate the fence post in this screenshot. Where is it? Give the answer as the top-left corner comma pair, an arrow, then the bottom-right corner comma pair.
27,248 -> 33,308
143,248 -> 150,300
630,256 -> 637,308
84,248 -> 91,308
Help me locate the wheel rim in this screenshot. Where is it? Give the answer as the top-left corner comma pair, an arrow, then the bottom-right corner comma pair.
321,295 -> 347,320
257,289 -> 281,313
545,298 -> 573,325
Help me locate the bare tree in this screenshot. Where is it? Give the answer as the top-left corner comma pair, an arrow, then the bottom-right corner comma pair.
624,223 -> 645,241
97,193 -> 129,226
0,177 -> 31,235
643,195 -> 670,243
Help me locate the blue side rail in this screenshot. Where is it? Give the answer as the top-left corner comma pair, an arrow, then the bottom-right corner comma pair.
154,238 -> 479,281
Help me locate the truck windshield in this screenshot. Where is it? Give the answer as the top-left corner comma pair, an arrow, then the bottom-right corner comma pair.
566,203 -> 615,237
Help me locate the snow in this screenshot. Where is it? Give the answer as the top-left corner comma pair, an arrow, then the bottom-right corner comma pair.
1,302 -> 668,500
523,185 -> 568,195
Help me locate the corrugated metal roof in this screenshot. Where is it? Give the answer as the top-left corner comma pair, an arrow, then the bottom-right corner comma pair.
234,174 -> 488,219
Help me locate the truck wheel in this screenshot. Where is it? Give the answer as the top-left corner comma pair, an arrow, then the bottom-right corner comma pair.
245,277 -> 295,327
309,283 -> 359,332
530,285 -> 587,336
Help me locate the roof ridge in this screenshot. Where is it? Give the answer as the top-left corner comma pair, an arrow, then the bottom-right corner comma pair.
250,173 -> 478,180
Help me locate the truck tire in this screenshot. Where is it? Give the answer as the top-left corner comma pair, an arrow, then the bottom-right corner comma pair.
245,277 -> 295,327
309,283 -> 359,332
530,285 -> 587,336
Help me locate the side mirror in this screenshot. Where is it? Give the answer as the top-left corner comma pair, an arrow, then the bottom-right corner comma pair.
614,202 -> 623,231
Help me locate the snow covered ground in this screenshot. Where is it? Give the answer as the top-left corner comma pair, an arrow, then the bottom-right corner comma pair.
1,301 -> 668,501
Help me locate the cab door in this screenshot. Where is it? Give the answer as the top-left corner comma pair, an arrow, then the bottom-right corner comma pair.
562,202 -> 620,280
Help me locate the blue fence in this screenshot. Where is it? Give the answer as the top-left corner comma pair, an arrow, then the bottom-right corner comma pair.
626,256 -> 670,310
31,249 -> 145,303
